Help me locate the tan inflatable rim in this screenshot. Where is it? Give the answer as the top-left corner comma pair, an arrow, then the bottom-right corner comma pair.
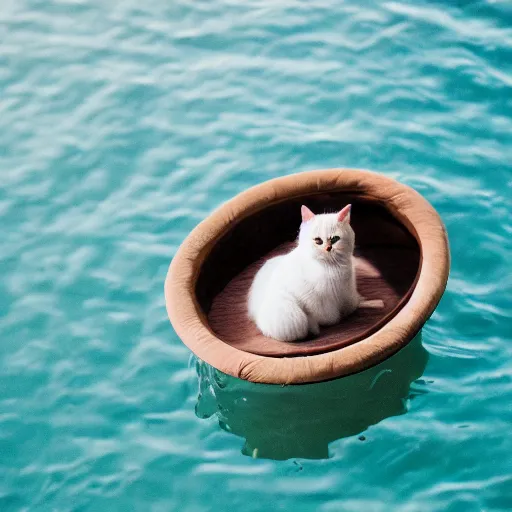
165,169 -> 450,384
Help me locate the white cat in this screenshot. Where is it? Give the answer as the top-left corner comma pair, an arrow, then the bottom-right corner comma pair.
248,204 -> 360,342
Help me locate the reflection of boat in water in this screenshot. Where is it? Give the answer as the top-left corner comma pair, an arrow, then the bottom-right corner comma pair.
195,334 -> 428,460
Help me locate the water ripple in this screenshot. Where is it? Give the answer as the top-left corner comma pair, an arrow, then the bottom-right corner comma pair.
1,0 -> 511,510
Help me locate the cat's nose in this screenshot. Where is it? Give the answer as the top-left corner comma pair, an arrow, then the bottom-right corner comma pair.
326,245 -> 332,252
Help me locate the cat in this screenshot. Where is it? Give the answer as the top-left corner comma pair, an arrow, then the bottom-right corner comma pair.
248,204 -> 360,342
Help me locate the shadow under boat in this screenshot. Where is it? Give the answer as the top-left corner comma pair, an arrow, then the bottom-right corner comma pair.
195,333 -> 428,460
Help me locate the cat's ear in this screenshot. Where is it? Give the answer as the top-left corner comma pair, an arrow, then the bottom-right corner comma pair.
337,204 -> 351,223
301,205 -> 315,223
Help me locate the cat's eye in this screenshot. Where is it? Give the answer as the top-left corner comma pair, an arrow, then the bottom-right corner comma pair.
330,236 -> 340,244
314,237 -> 323,245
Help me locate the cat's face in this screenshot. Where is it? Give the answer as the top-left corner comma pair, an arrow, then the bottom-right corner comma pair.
298,205 -> 355,263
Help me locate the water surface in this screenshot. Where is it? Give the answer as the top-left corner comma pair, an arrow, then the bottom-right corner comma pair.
1,0 -> 512,510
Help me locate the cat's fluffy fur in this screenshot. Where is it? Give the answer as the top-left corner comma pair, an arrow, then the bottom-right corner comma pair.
248,205 -> 360,342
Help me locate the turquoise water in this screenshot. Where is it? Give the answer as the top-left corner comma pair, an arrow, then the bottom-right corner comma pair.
1,0 -> 512,510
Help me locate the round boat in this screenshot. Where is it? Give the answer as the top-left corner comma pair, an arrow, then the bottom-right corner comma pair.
165,169 -> 449,384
